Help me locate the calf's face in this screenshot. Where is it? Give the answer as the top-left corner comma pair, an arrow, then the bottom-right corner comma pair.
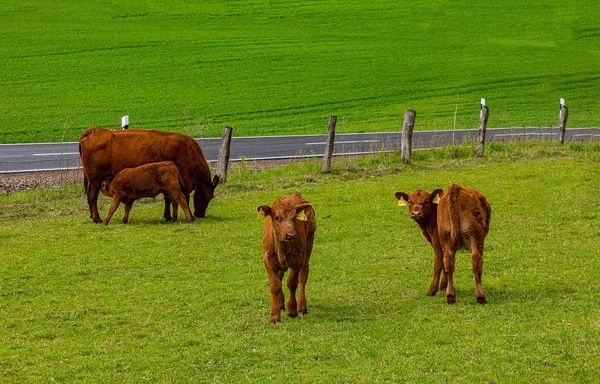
100,180 -> 113,197
394,189 -> 443,224
257,201 -> 312,241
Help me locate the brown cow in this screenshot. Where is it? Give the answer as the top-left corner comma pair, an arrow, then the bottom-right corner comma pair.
79,128 -> 218,223
100,161 -> 194,225
257,193 -> 317,323
394,184 -> 491,304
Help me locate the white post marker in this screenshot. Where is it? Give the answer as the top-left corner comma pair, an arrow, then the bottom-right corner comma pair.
559,98 -> 565,119
480,98 -> 486,118
122,115 -> 129,129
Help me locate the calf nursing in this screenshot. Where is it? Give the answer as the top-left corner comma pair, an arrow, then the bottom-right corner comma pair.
257,193 -> 317,324
100,161 -> 194,225
394,184 -> 491,304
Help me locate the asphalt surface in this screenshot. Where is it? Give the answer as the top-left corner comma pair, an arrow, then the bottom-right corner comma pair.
1,127 -> 598,173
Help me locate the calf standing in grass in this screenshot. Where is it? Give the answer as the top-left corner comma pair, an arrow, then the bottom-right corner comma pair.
100,161 -> 194,225
257,192 -> 317,323
394,184 -> 491,304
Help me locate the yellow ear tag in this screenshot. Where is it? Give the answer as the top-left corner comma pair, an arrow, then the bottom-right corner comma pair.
397,197 -> 407,207
257,208 -> 265,219
296,210 -> 307,221
432,195 -> 441,204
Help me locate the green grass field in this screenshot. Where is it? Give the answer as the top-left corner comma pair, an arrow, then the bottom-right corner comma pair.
1,1 -> 599,143
1,142 -> 599,382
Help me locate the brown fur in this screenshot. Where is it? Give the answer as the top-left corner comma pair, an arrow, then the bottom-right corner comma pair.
78,128 -> 218,223
100,161 -> 194,225
257,193 -> 317,324
394,184 -> 491,304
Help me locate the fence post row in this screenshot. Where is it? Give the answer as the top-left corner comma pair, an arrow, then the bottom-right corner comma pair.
477,105 -> 489,157
216,126 -> 233,183
322,116 -> 337,173
401,110 -> 416,164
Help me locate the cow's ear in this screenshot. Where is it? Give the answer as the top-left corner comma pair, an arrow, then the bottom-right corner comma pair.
394,192 -> 409,206
294,203 -> 313,221
257,205 -> 271,219
430,189 -> 444,204
212,175 -> 220,189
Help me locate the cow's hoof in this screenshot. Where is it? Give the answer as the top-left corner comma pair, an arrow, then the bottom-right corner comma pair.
299,309 -> 308,315
446,295 -> 456,304
427,289 -> 437,296
287,311 -> 298,318
270,317 -> 280,324
476,296 -> 487,304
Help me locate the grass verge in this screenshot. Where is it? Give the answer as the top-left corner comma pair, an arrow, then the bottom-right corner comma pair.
1,141 -> 599,382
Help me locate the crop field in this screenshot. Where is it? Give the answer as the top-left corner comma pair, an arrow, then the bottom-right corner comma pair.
1,142 -> 599,382
1,1 -> 600,144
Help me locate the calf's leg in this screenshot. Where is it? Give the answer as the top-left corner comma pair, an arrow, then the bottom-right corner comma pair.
471,240 -> 486,304
122,202 -> 133,224
103,196 -> 121,225
442,247 -> 457,304
297,233 -> 314,314
428,244 -> 444,296
172,192 -> 194,223
286,268 -> 300,318
264,259 -> 285,324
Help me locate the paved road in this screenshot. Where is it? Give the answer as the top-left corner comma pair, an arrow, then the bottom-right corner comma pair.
0,127 -> 598,174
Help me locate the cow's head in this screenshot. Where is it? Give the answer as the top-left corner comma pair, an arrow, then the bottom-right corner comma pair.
193,175 -> 219,218
257,199 -> 313,242
100,179 -> 113,197
394,189 -> 443,224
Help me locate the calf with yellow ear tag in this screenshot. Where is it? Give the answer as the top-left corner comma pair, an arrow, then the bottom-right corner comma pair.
394,185 -> 491,304
256,192 -> 317,324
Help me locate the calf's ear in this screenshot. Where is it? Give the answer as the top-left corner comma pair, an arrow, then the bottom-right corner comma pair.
256,205 -> 271,218
294,203 -> 313,221
394,192 -> 409,206
430,188 -> 444,204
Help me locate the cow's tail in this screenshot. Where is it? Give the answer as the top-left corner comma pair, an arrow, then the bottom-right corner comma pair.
448,184 -> 462,249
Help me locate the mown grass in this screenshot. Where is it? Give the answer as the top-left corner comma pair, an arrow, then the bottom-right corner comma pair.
1,141 -> 599,382
1,1 -> 599,143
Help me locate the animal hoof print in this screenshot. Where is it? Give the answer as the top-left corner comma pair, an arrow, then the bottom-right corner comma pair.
446,295 -> 456,304
477,296 -> 487,304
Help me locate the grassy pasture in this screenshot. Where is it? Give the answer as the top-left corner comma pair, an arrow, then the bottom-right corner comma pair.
1,1 -> 600,143
1,142 -> 599,382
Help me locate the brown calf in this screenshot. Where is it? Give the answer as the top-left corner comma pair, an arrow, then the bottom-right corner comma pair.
257,193 -> 317,323
394,184 -> 491,304
101,161 -> 194,225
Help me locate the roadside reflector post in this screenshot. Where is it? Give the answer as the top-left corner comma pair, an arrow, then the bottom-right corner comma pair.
322,116 -> 337,173
477,100 -> 489,157
216,126 -> 233,183
558,99 -> 568,144
401,110 -> 416,164
121,115 -> 129,129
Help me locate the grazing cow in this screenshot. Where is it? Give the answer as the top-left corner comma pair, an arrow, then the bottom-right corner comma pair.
257,193 -> 317,323
394,184 -> 491,304
100,161 -> 194,225
78,128 -> 218,223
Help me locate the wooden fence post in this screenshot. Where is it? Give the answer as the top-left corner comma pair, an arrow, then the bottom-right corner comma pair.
322,116 -> 337,173
558,105 -> 568,144
401,110 -> 416,164
477,105 -> 489,157
216,126 -> 233,183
